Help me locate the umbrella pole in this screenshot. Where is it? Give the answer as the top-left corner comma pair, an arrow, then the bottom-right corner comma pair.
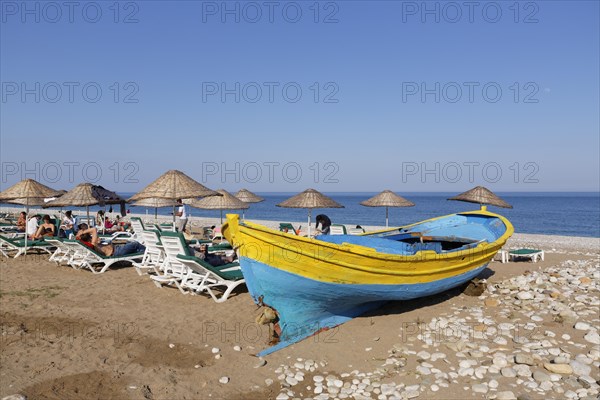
102,205 -> 106,235
307,209 -> 311,237
24,201 -> 29,255
386,206 -> 389,228
220,209 -> 223,225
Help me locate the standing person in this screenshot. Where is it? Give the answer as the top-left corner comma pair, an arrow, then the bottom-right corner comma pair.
96,210 -> 105,227
315,214 -> 332,235
175,199 -> 188,233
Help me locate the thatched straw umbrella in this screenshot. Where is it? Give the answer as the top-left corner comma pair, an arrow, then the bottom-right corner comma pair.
188,189 -> 249,224
277,189 -> 344,237
0,179 -> 62,205
45,183 -> 125,230
131,197 -> 178,223
448,186 -> 512,209
234,189 -> 264,220
234,189 -> 264,203
0,178 -> 62,254
360,190 -> 415,227
128,170 -> 219,228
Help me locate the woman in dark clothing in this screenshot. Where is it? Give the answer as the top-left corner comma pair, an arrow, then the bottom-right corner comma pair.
315,214 -> 332,235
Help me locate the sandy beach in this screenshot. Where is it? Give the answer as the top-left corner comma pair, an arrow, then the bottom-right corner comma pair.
1,226 -> 599,400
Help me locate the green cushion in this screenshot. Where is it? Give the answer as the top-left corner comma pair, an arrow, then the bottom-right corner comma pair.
331,224 -> 347,234
0,235 -> 50,248
509,249 -> 542,255
208,243 -> 233,252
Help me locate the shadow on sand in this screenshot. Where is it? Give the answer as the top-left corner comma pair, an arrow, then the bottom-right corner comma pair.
361,267 -> 496,320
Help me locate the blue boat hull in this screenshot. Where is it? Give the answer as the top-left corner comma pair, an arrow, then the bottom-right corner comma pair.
241,256 -> 488,356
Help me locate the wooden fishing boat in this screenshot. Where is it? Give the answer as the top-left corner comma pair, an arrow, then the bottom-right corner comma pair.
222,208 -> 513,356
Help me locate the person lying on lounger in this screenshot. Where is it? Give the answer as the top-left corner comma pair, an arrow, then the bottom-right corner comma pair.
32,215 -> 56,239
193,244 -> 236,267
76,224 -> 145,257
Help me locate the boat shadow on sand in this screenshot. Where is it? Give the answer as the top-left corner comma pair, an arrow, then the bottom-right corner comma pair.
360,267 -> 495,320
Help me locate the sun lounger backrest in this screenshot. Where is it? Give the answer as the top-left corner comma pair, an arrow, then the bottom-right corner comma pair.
348,228 -> 365,235
158,231 -> 191,258
330,224 -> 347,235
141,229 -> 161,247
156,231 -> 191,276
130,217 -> 145,233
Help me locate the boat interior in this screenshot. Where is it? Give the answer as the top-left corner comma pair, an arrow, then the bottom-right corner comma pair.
316,213 -> 507,255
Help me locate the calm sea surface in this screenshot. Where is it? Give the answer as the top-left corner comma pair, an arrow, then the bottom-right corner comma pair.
5,193 -> 599,238
128,192 -> 600,238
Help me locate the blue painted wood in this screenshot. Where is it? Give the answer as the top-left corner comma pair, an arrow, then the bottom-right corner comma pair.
242,256 -> 488,356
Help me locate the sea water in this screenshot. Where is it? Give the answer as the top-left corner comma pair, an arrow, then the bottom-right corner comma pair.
4,192 -> 598,238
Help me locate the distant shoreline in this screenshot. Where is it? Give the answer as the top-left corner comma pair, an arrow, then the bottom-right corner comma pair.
2,207 -> 599,241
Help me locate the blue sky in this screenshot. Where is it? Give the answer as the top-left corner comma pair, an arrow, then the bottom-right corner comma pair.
1,0 -> 599,193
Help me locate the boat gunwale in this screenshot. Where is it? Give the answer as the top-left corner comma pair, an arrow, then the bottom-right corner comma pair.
228,210 -> 514,277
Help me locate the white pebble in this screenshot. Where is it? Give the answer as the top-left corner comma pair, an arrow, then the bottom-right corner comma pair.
254,359 -> 267,368
285,376 -> 298,386
219,376 -> 229,384
575,322 -> 592,330
472,384 -> 488,393
584,331 -> 600,345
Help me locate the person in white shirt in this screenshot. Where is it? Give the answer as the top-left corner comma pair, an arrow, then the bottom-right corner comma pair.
26,215 -> 40,239
60,210 -> 76,238
175,199 -> 188,232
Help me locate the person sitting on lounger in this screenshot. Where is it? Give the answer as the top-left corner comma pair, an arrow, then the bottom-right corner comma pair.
16,212 -> 26,232
26,215 -> 40,239
104,216 -> 114,230
32,215 -> 55,239
96,210 -> 105,227
193,244 -> 236,267
115,216 -> 130,231
59,211 -> 75,238
315,214 -> 332,235
76,224 -> 145,257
